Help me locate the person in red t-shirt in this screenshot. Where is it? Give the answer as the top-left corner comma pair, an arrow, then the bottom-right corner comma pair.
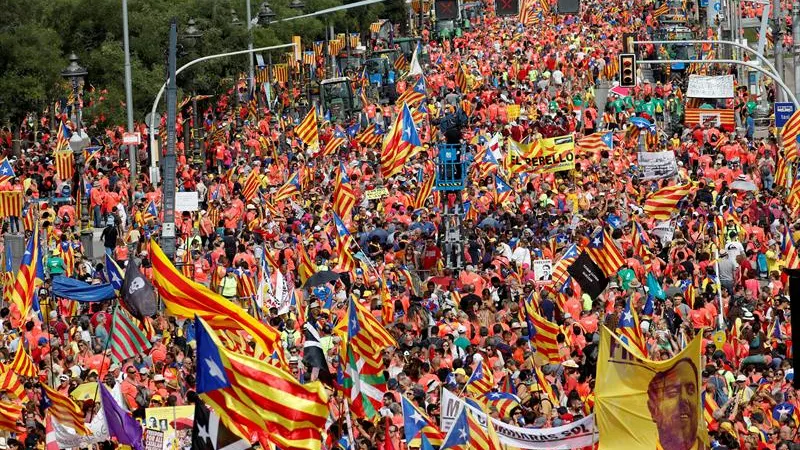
421,237 -> 442,271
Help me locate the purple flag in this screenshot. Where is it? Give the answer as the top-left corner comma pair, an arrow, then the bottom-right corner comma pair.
100,383 -> 144,450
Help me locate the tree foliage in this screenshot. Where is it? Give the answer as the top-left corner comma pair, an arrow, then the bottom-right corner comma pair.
0,0 -> 408,131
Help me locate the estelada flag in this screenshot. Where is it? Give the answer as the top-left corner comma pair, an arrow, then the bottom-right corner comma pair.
595,327 -> 708,450
195,316 -> 328,450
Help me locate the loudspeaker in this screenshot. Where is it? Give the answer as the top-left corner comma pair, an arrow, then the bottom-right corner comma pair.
786,269 -> 800,389
557,0 -> 580,14
435,0 -> 459,20
495,0 -> 520,16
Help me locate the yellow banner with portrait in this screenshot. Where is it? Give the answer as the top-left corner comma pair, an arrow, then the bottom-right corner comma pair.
596,327 -> 708,450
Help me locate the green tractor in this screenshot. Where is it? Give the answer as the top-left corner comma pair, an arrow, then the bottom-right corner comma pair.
320,77 -> 365,124
364,53 -> 399,103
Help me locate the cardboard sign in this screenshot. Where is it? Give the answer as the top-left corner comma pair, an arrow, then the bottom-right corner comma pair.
638,151 -> 678,180
175,191 -> 199,212
145,429 -> 164,450
686,75 -> 735,98
533,259 -> 554,284
365,186 -> 389,200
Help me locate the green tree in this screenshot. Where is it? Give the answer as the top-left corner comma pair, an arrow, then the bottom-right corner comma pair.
0,24 -> 65,127
0,0 -> 410,134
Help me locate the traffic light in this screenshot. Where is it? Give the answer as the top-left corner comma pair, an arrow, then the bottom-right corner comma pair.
622,33 -> 637,54
619,53 -> 636,88
435,0 -> 459,20
495,0 -> 520,16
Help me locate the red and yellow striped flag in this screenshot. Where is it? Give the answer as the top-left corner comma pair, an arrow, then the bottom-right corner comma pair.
652,2 -> 669,17
703,392 -> 719,428
643,182 -> 695,220
41,383 -> 90,435
0,401 -> 21,431
781,225 -> 800,270
196,317 -> 329,450
413,174 -> 435,209
781,109 -> 800,161
466,360 -> 495,396
0,371 -> 24,401
586,228 -> 625,278
0,192 -> 23,218
273,173 -> 301,204
526,303 -> 561,363
241,169 -> 260,202
333,163 -> 357,219
149,240 -> 287,367
775,154 -> 789,189
297,244 -> 315,286
533,363 -> 558,405
341,297 -> 396,357
8,345 -> 36,379
455,64 -> 468,93
54,151 -> 74,181
295,109 -> 319,150
10,223 -> 40,320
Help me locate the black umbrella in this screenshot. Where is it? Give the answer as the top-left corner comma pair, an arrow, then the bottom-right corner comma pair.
366,228 -> 389,243
479,217 -> 502,229
303,270 -> 341,289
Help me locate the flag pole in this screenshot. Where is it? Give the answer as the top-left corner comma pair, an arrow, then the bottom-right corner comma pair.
87,300 -> 119,422
42,297 -> 57,388
341,391 -> 356,448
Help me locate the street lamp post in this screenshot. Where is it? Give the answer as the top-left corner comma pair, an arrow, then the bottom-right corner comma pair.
60,54 -> 92,233
122,0 -> 137,206
61,54 -> 88,131
258,1 -> 277,108
183,18 -> 203,165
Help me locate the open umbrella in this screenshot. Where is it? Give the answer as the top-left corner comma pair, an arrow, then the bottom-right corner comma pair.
70,382 -> 100,402
303,270 -> 341,289
730,179 -> 757,192
170,418 -> 194,430
478,217 -> 502,229
366,228 -> 389,243
610,86 -> 631,96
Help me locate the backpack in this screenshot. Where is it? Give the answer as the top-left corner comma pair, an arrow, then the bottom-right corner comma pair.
135,384 -> 151,408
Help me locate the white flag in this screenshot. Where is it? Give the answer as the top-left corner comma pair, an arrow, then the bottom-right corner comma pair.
408,43 -> 423,77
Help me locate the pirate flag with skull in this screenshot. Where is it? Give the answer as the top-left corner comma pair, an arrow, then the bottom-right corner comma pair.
121,254 -> 157,322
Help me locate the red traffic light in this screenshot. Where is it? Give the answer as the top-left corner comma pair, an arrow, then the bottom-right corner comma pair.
618,53 -> 636,88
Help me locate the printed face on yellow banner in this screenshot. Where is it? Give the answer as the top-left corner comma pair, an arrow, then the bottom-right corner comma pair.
595,327 -> 708,450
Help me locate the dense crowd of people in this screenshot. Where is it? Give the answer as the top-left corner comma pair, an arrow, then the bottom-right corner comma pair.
0,0 -> 799,449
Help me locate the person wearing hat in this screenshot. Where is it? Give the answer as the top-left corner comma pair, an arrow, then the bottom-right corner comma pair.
152,374 -> 168,398
733,374 -> 754,404
150,394 -> 164,407
165,379 -> 183,406
453,368 -> 468,386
